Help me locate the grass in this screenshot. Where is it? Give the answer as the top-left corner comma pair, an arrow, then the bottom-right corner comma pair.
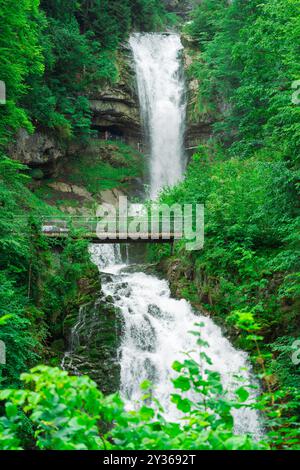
32,140 -> 145,211
67,140 -> 145,194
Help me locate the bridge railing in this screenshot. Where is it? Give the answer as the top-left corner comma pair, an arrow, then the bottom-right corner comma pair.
40,214 -> 194,240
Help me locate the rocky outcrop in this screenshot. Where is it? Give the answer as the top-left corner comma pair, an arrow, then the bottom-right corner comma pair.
90,85 -> 141,146
63,285 -> 123,395
182,35 -> 214,151
89,50 -> 143,148
9,49 -> 142,171
163,0 -> 201,17
48,182 -> 92,199
45,181 -> 126,215
9,128 -> 65,171
49,262 -> 122,395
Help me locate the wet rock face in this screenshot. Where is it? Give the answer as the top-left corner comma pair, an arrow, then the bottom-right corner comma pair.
63,296 -> 123,395
148,304 -> 163,319
130,315 -> 157,353
182,37 -> 214,151
185,120 -> 213,151
89,49 -> 143,148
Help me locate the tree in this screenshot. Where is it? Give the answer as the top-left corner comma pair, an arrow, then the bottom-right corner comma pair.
0,0 -> 44,146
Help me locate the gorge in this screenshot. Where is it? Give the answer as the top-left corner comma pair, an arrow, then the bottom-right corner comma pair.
63,33 -> 262,438
1,0 -> 299,452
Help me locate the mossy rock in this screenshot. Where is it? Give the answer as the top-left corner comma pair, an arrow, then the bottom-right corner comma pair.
63,298 -> 123,395
30,168 -> 44,180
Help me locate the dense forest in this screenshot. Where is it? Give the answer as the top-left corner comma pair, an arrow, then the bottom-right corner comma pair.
0,0 -> 299,452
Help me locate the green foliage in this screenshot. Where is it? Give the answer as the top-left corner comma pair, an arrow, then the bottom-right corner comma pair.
168,6 -> 300,397
0,0 -> 44,145
1,0 -> 299,453
26,0 -> 170,140
0,157 -> 45,385
0,155 -> 95,385
269,336 -> 300,389
0,1 -> 171,145
23,7 -> 117,140
227,311 -> 261,334
65,140 -> 145,194
0,366 -> 105,450
0,330 -> 270,450
39,236 -> 94,341
187,0 -> 227,47
187,0 -> 300,163
0,275 -> 39,387
77,0 -> 169,47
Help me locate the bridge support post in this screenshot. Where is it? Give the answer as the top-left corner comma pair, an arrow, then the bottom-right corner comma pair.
171,241 -> 175,257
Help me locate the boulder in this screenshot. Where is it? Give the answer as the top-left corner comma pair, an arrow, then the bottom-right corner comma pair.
100,188 -> 126,206
9,128 -> 65,167
63,298 -> 122,394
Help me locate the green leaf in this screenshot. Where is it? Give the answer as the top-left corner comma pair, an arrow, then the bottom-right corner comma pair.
172,361 -> 184,372
173,376 -> 191,392
235,387 -> 250,403
140,380 -> 152,391
5,403 -> 18,418
139,406 -> 155,421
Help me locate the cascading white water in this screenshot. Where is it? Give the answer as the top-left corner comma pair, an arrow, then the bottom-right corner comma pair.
89,244 -> 263,437
129,33 -> 186,199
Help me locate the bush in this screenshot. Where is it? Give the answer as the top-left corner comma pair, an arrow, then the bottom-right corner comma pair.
0,328 -> 269,450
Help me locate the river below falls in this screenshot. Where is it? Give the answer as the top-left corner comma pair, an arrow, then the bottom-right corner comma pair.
87,244 -> 263,438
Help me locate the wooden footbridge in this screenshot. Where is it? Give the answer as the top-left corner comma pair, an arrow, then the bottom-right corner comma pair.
41,216 -> 186,245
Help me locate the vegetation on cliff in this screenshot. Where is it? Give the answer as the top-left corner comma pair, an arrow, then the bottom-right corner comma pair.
0,0 -> 171,144
0,0 -> 166,388
152,0 -> 300,448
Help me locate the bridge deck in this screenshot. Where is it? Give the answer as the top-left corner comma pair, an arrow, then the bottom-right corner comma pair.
41,217 -> 185,244
43,231 -> 181,244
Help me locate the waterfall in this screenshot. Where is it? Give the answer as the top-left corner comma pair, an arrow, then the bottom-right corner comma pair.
63,32 -> 263,439
89,245 -> 263,437
129,33 -> 186,199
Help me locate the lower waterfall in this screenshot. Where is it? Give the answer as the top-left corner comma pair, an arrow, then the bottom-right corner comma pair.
88,244 -> 263,438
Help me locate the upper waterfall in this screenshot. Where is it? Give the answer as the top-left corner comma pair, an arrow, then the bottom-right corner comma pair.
129,33 -> 187,199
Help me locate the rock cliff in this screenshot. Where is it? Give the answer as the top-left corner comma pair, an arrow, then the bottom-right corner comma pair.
9,34 -> 213,177
181,32 -> 214,152
8,128 -> 65,174
89,50 -> 142,148
163,0 -> 201,17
